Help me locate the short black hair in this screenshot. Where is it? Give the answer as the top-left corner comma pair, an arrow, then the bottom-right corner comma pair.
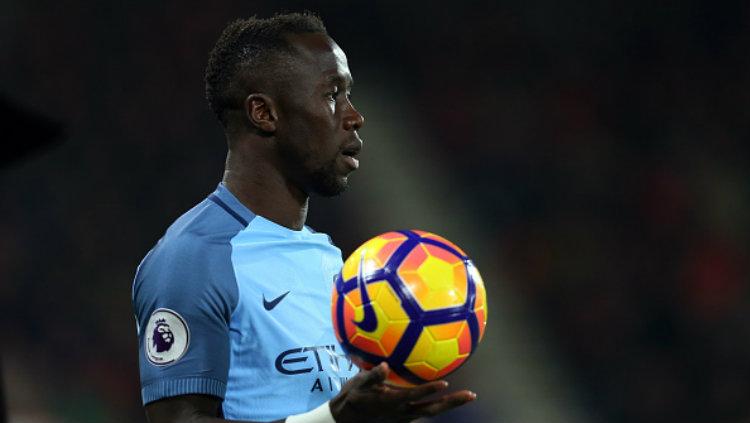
205,12 -> 328,128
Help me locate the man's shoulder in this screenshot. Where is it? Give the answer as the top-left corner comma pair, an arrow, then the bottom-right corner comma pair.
132,195 -> 249,311
137,197 -> 250,278
166,197 -> 249,246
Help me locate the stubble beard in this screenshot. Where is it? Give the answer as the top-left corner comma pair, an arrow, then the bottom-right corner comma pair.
310,161 -> 348,197
278,141 -> 348,198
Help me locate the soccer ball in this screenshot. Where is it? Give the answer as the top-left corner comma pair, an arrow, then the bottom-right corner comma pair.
331,230 -> 487,386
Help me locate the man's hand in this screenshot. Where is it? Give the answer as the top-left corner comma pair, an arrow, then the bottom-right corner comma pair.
329,362 -> 476,423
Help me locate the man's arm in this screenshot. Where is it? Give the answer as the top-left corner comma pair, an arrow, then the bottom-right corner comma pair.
146,363 -> 476,423
146,394 -> 267,423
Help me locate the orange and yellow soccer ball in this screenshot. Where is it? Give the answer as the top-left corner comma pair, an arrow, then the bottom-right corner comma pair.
331,230 -> 487,386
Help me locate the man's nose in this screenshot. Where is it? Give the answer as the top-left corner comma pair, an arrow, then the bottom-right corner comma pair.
344,105 -> 364,131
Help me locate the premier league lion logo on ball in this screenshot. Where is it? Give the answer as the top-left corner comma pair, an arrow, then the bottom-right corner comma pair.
152,318 -> 174,352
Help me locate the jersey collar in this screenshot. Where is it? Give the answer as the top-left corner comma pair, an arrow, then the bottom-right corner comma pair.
212,182 -> 257,226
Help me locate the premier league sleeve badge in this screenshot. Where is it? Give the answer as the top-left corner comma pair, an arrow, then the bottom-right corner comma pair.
145,308 -> 190,366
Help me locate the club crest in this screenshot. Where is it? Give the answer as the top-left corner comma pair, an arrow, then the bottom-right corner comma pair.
145,308 -> 190,366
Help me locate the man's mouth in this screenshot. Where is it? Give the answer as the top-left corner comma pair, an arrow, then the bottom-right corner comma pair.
340,138 -> 362,170
340,153 -> 359,170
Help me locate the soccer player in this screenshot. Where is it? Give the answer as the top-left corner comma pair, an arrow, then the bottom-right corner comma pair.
132,13 -> 476,423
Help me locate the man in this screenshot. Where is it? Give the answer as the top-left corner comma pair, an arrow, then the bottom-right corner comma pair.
133,13 -> 476,423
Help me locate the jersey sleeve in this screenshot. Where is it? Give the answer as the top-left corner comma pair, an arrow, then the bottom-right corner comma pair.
132,232 -> 240,405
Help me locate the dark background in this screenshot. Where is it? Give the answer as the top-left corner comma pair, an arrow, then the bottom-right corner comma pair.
1,1 -> 749,422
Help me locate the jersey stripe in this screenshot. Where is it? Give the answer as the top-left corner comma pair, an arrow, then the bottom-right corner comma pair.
209,194 -> 249,226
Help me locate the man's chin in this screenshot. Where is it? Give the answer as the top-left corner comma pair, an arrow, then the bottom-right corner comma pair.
317,183 -> 348,197
311,176 -> 348,197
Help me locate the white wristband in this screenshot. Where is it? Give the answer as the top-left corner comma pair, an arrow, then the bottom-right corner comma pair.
286,401 -> 335,423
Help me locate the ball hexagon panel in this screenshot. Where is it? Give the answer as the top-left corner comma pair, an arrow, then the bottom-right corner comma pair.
404,321 -> 470,381
342,280 -> 410,358
397,243 -> 467,311
341,233 -> 408,281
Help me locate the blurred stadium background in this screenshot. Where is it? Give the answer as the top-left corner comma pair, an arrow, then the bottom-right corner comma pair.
1,1 -> 749,422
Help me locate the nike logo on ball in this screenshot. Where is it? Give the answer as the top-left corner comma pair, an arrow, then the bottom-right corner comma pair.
352,253 -> 378,332
263,291 -> 290,311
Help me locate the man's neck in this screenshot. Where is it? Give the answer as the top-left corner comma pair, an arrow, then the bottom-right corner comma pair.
222,151 -> 309,231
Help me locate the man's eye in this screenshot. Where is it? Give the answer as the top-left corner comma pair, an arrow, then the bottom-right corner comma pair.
327,88 -> 340,101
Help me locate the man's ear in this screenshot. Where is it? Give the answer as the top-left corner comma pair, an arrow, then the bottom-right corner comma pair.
244,93 -> 278,133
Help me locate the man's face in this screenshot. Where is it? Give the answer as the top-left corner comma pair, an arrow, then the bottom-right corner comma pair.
273,33 -> 364,197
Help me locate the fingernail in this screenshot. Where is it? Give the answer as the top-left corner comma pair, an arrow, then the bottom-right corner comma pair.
470,392 -> 478,399
442,381 -> 450,388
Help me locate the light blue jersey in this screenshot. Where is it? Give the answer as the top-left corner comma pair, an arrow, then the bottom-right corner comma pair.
132,183 -> 358,421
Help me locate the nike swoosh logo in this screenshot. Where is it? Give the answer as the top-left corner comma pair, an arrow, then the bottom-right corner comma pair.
352,253 -> 378,332
263,291 -> 290,311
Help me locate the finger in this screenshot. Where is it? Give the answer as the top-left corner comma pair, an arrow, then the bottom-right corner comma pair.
409,390 -> 477,417
387,380 -> 449,401
359,362 -> 389,388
